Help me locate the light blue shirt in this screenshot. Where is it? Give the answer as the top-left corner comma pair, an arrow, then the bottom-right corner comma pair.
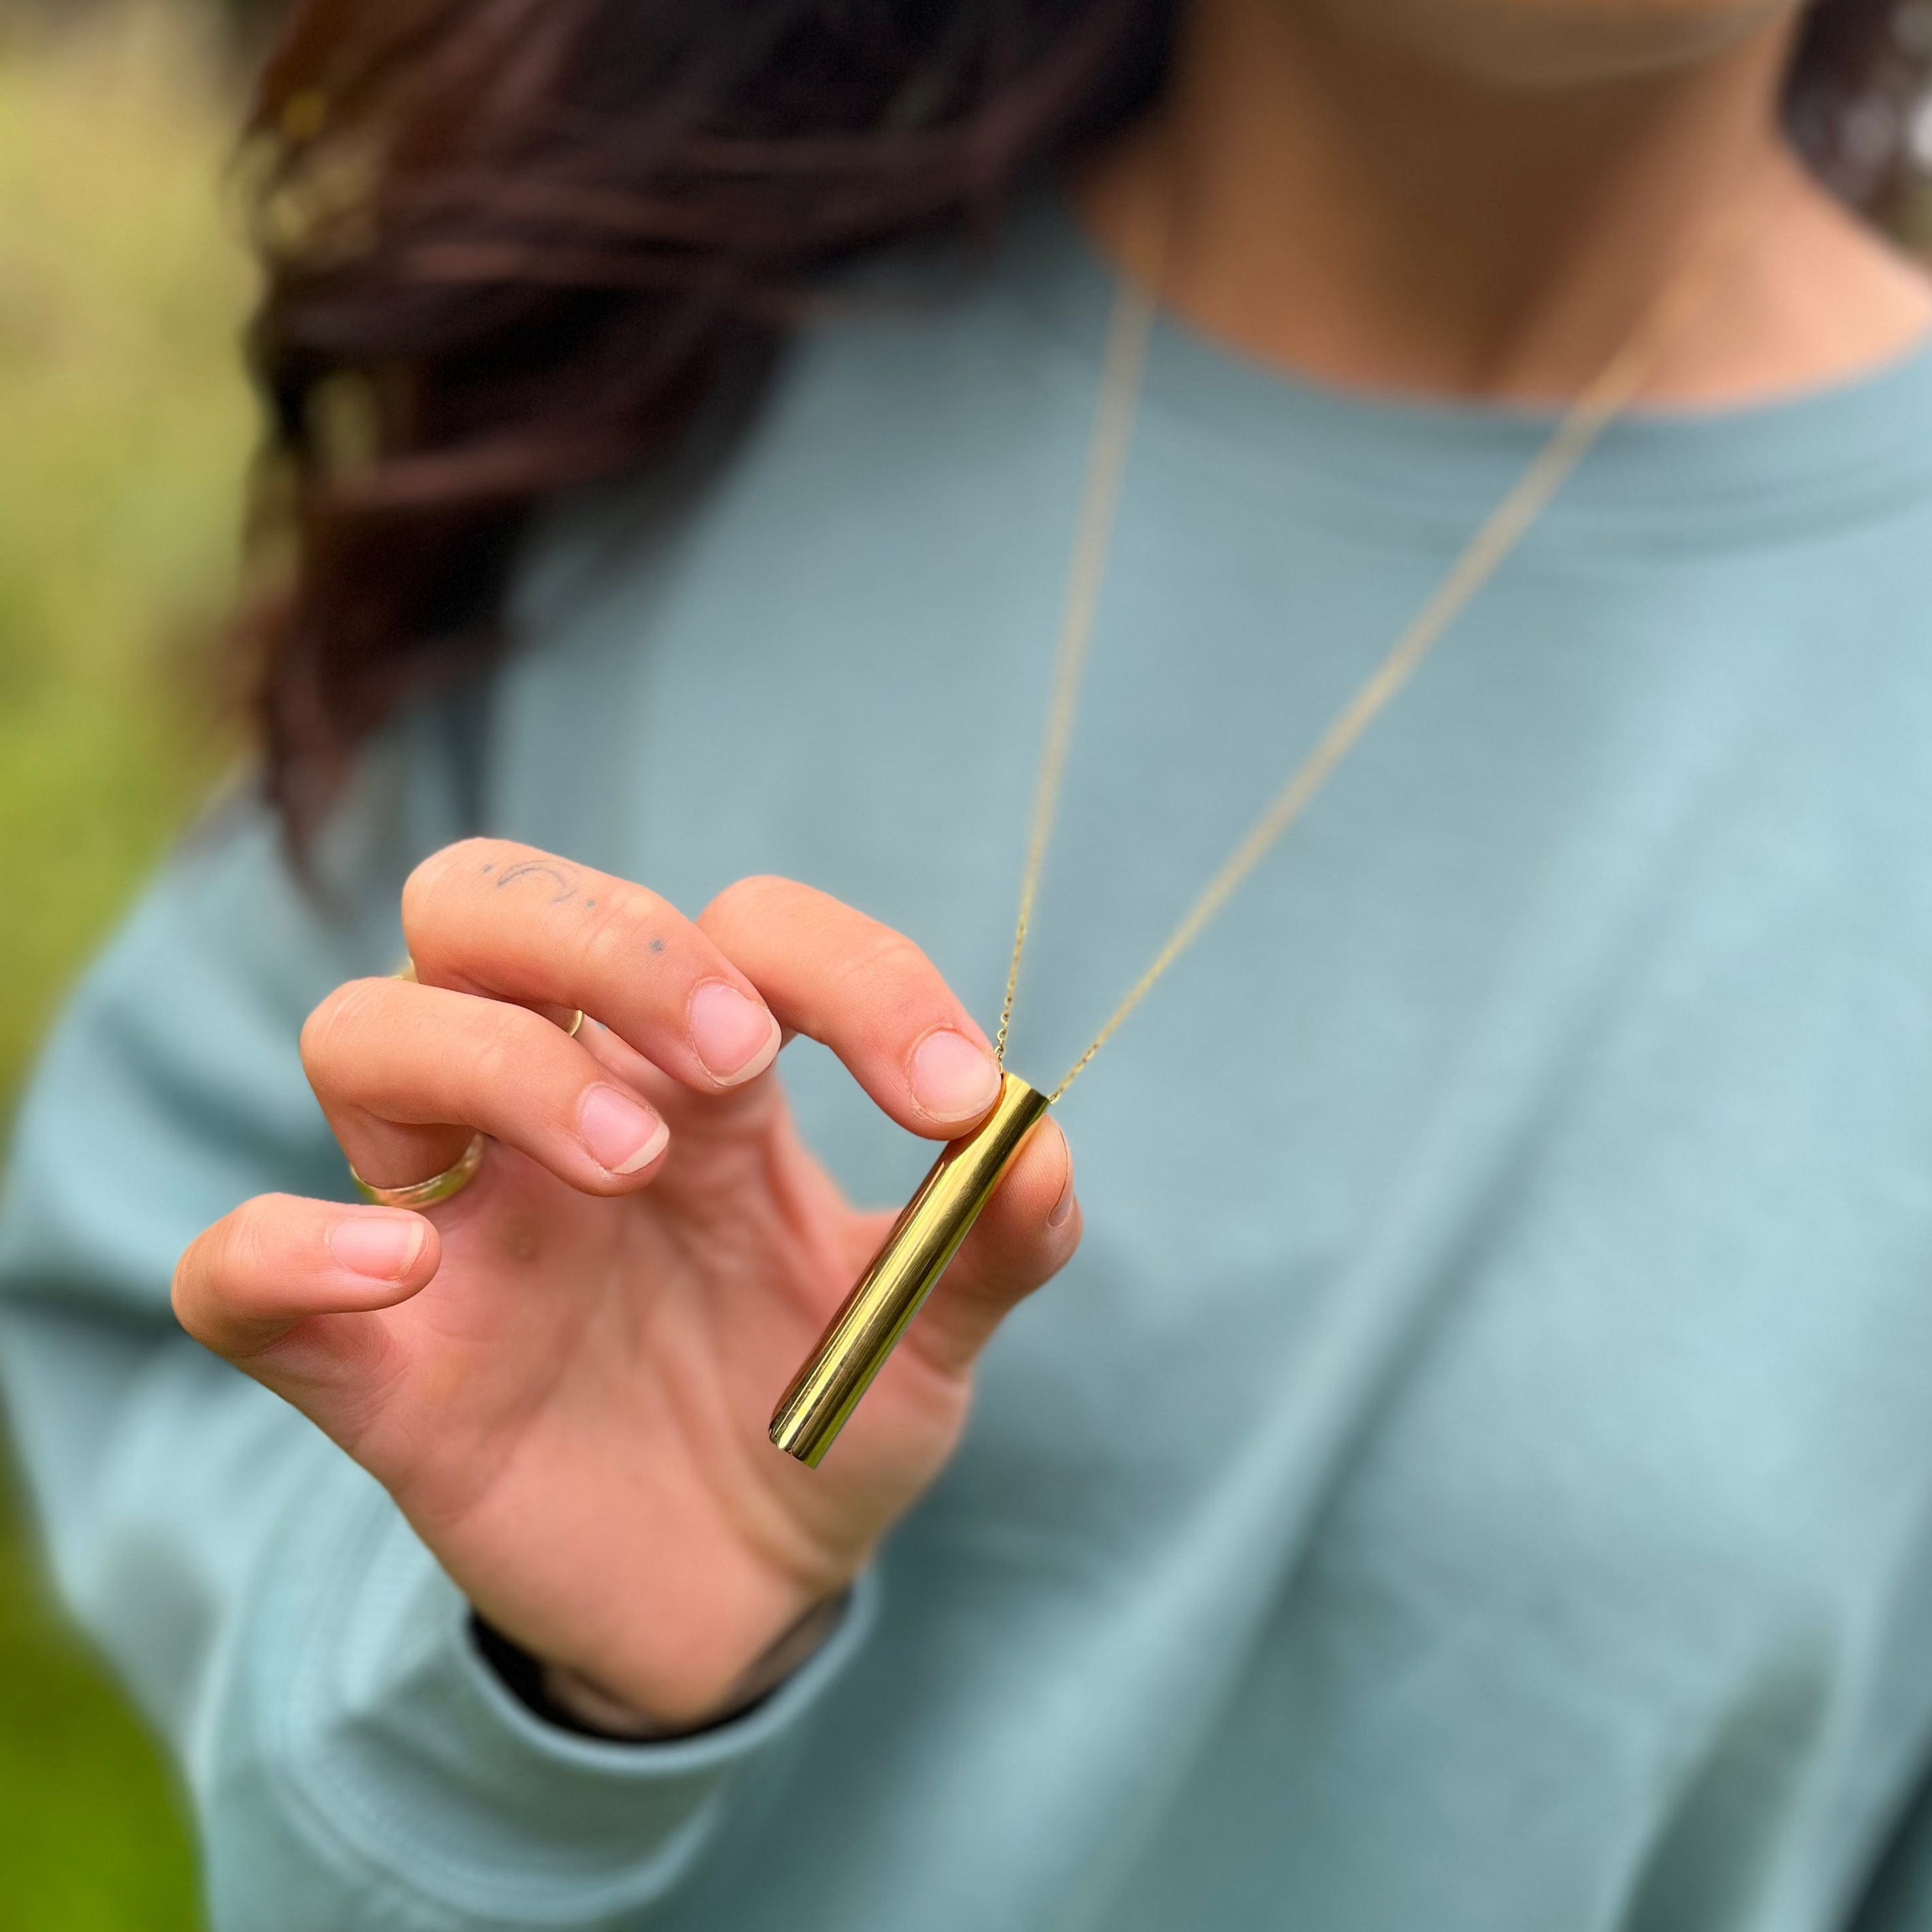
10,196 -> 1932,1930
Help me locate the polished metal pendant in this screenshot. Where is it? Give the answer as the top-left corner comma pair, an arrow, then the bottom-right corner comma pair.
769,1072 -> 1052,1467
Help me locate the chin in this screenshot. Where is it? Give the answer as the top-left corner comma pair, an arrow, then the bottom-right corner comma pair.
1304,0 -> 1804,87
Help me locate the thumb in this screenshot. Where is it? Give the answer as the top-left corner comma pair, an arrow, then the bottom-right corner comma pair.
173,1192 -> 439,1440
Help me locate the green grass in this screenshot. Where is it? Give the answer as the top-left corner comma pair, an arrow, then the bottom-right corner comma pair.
0,5 -> 255,1922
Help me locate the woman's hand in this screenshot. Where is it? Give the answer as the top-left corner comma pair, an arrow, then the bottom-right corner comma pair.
172,839 -> 1078,1730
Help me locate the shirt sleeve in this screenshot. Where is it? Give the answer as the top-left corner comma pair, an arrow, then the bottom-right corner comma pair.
0,703 -> 877,1931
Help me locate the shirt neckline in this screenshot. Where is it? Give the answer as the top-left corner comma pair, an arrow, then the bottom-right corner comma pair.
992,185 -> 1932,545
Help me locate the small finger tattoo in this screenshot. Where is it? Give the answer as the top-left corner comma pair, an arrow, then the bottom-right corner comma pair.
495,860 -> 579,905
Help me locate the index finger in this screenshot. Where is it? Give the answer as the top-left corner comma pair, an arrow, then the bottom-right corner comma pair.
402,839 -> 782,1095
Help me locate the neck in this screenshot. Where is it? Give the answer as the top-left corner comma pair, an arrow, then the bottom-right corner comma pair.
1078,0 -> 1932,404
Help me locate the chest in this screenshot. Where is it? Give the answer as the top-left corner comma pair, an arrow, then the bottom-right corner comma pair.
494,436 -> 1932,1671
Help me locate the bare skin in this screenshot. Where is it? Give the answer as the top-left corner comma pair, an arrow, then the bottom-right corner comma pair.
175,846 -> 1079,1728
1081,0 -> 1932,405
175,0 -> 1932,1733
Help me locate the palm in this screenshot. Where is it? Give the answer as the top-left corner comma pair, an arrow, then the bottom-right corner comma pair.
323,1071 -> 970,1705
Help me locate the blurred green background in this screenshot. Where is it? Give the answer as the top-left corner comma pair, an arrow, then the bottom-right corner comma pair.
1,2 -> 253,1922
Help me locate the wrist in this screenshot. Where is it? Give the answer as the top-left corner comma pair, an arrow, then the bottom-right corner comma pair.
472,1590 -> 854,1743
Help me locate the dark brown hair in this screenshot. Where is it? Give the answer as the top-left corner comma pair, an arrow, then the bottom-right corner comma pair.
240,0 -> 1926,838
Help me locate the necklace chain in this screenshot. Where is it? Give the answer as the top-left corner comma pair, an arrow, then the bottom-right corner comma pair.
997,203 -> 1760,1105
991,278 -> 1160,1071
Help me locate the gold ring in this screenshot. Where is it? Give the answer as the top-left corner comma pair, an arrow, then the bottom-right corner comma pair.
356,965 -> 575,1206
351,1131 -> 487,1209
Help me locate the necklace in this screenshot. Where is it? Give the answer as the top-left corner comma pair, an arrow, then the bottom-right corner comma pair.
771,204 -> 1756,1467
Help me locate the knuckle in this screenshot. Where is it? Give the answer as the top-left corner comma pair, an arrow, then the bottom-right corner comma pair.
463,1009 -> 533,1097
300,977 -> 391,1082
579,887 -> 673,983
800,928 -> 941,1055
219,1194 -> 283,1283
835,923 -> 938,1006
172,1196 -> 283,1337
401,837 -> 503,931
700,873 -> 794,939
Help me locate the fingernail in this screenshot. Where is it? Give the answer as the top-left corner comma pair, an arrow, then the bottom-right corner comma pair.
1048,1148 -> 1077,1229
689,981 -> 781,1084
910,1029 -> 1003,1124
329,1213 -> 426,1281
579,1086 -> 669,1175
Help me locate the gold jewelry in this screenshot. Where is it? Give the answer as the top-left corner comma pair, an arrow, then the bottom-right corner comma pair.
770,1074 -> 1051,1461
344,967 -> 583,1208
351,1130 -> 487,1209
770,200 -> 1762,1469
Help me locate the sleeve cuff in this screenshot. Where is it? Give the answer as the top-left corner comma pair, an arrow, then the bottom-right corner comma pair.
213,1460 -> 879,1924
470,1588 -> 856,1743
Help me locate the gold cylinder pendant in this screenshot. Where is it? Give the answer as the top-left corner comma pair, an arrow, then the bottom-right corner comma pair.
769,1072 -> 1052,1467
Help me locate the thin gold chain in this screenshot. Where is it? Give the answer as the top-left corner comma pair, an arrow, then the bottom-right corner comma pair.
993,201 -> 1760,1106
994,279 -> 1160,1067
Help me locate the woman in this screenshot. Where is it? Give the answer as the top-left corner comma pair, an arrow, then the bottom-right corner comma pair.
7,0 -> 1932,1924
